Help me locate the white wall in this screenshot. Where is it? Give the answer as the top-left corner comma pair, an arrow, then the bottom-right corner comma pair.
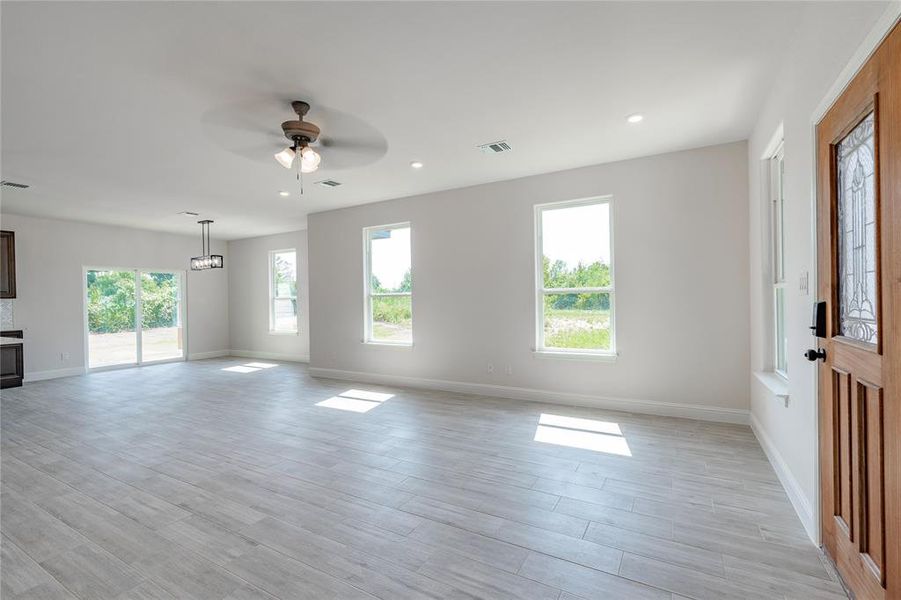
746,2 -> 897,542
308,141 -> 750,422
227,230 -> 310,362
0,213 -> 230,379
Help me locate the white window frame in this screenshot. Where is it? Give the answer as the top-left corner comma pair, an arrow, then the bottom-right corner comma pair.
534,196 -> 616,359
770,144 -> 788,378
268,248 -> 298,334
363,222 -> 413,346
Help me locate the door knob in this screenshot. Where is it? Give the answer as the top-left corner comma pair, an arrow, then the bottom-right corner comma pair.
804,348 -> 826,362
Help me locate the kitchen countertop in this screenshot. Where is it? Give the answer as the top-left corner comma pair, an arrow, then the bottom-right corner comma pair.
0,337 -> 24,346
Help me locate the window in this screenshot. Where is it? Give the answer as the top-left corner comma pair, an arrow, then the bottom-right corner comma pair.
535,197 -> 614,355
269,249 -> 297,333
770,144 -> 788,376
364,223 -> 412,345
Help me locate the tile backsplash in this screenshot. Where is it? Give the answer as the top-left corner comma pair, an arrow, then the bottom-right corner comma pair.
0,299 -> 14,329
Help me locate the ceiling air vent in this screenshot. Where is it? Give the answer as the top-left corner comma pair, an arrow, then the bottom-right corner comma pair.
477,140 -> 512,154
316,180 -> 342,188
0,181 -> 30,189
178,211 -> 200,217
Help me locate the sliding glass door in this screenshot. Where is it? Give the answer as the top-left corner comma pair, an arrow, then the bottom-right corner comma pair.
140,272 -> 183,362
86,270 -> 138,368
85,269 -> 185,369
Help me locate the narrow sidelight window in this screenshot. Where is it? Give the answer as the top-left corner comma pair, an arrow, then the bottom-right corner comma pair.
364,223 -> 412,345
770,145 -> 788,376
535,197 -> 615,355
269,249 -> 297,333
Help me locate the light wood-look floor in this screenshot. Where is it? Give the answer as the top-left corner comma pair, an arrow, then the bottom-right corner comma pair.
1,358 -> 846,600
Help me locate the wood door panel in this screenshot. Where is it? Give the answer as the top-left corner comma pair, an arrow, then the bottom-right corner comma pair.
833,367 -> 853,537
832,340 -> 884,383
817,22 -> 899,600
859,380 -> 885,585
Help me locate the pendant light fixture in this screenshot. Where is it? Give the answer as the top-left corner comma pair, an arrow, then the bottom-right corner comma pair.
190,220 -> 224,270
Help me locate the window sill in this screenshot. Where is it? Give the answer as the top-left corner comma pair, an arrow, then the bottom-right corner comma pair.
268,330 -> 298,336
754,371 -> 789,404
362,341 -> 413,349
533,350 -> 617,362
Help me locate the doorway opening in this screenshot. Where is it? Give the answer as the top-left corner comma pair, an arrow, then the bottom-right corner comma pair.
84,268 -> 186,369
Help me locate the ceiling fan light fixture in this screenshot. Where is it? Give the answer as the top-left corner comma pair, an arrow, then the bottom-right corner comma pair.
273,102 -> 331,182
274,147 -> 296,169
300,146 -> 321,167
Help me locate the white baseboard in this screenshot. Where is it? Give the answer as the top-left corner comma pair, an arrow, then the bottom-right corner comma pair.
229,350 -> 310,363
23,366 -> 86,383
750,412 -> 817,543
187,350 -> 230,360
308,366 -> 749,424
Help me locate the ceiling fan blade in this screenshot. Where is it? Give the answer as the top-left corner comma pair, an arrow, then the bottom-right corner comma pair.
222,142 -> 286,163
317,137 -> 388,170
202,111 -> 272,135
319,137 -> 385,151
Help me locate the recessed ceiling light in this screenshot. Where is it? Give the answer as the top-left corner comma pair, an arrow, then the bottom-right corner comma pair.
278,191 -> 290,197
627,114 -> 644,124
410,161 -> 424,169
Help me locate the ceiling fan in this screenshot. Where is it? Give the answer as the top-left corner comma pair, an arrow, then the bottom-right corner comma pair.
273,101 -> 322,173
199,97 -> 388,171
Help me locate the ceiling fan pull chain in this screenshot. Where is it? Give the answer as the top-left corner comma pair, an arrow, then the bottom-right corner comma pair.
296,140 -> 305,195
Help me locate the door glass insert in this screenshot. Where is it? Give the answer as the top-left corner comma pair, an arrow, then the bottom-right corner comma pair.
140,272 -> 183,362
836,111 -> 878,345
87,270 -> 137,368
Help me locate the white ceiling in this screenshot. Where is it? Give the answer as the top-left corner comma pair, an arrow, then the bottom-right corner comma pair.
1,1 -> 834,240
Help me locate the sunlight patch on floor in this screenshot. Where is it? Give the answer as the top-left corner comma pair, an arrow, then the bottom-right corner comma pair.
538,413 -> 622,435
533,412 -> 631,456
316,389 -> 395,413
221,362 -> 280,373
339,389 -> 394,402
221,365 -> 261,373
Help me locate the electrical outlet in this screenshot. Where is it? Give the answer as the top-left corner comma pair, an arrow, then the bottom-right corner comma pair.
505,365 -> 513,375
799,270 -> 809,295
60,352 -> 70,361
487,363 -> 495,374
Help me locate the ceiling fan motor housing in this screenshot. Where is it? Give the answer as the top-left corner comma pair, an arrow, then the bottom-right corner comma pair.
282,101 -> 320,144
282,119 -> 320,144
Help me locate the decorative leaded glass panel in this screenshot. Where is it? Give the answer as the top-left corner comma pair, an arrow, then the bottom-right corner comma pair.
837,112 -> 878,345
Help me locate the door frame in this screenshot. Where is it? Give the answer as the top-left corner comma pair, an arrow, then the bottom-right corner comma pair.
82,266 -> 189,371
807,6 -> 901,547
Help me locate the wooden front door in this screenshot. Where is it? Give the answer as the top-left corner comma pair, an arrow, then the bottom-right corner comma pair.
815,22 -> 900,600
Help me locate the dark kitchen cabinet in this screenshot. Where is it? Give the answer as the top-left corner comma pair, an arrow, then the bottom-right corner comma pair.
0,230 -> 16,298
1,330 -> 23,389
